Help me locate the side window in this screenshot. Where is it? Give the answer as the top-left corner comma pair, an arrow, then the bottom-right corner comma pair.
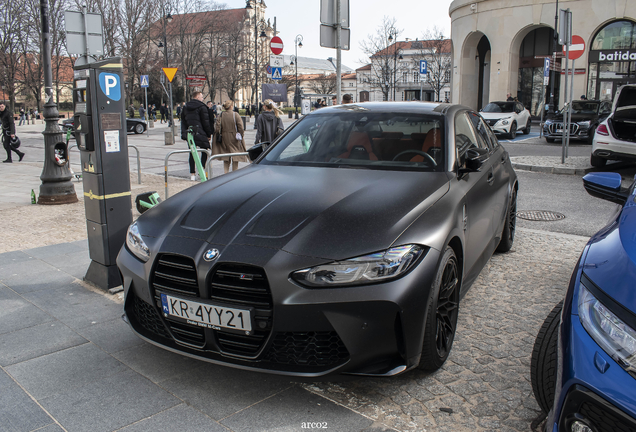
516,103 -> 524,113
468,112 -> 494,151
455,112 -> 483,158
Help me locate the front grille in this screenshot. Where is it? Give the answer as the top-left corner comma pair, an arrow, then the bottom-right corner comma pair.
166,320 -> 205,347
487,119 -> 498,126
579,401 -> 636,432
132,294 -> 170,339
264,332 -> 350,367
152,254 -> 199,297
559,385 -> 636,432
548,122 -> 579,135
210,264 -> 273,357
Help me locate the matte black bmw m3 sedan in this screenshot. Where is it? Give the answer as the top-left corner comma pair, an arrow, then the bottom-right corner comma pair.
117,102 -> 518,377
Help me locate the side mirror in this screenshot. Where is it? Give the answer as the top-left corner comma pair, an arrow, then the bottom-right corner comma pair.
459,147 -> 488,174
247,142 -> 269,161
582,172 -> 628,205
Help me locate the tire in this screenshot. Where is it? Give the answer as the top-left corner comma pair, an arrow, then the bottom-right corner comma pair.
418,246 -> 460,371
134,123 -> 145,134
531,301 -> 563,413
507,122 -> 517,139
590,154 -> 607,168
523,119 -> 531,134
587,126 -> 596,144
496,188 -> 517,252
545,137 -> 555,143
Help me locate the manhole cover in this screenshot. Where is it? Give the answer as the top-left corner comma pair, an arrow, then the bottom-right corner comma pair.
516,210 -> 566,221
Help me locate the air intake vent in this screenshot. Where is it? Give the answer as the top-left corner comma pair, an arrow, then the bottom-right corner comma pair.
152,254 -> 199,297
264,332 -> 349,367
210,263 -> 273,357
166,320 -> 205,347
132,294 -> 170,339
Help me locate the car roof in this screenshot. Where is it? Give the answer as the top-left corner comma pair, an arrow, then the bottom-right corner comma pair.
311,101 -> 464,116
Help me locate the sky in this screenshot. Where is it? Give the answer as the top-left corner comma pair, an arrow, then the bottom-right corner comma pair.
223,0 -> 455,70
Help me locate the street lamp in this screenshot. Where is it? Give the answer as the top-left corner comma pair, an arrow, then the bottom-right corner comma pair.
388,28 -> 401,101
291,34 -> 303,119
246,0 -> 268,116
153,7 -> 175,142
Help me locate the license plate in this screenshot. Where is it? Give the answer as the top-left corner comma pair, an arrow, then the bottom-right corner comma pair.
160,293 -> 252,331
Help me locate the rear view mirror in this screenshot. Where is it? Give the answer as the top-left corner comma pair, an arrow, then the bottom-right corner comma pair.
583,172 -> 628,205
459,147 -> 488,175
247,142 -> 269,161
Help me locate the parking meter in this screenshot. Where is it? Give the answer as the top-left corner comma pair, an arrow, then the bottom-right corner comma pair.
73,57 -> 132,290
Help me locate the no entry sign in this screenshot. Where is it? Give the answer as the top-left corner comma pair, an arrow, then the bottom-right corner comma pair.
270,36 -> 283,55
563,35 -> 585,60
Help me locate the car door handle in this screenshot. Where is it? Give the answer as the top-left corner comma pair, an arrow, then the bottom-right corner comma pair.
487,173 -> 495,184
501,156 -> 506,164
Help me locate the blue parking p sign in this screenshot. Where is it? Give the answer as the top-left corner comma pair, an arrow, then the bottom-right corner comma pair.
419,60 -> 428,75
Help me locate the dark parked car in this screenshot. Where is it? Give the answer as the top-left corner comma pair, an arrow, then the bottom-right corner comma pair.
60,117 -> 147,135
531,172 -> 636,431
118,102 -> 518,377
543,100 -> 612,143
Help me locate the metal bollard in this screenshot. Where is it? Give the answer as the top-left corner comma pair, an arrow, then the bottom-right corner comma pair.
288,111 -> 293,119
164,132 -> 173,145
241,116 -> 246,130
149,119 -> 154,128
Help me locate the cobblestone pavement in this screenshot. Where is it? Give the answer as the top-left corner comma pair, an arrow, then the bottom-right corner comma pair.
302,228 -> 588,432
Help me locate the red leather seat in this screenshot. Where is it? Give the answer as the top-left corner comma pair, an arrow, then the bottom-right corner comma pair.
338,132 -> 378,161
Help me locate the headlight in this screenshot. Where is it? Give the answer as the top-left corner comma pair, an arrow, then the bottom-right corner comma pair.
500,118 -> 510,125
578,282 -> 636,376
578,121 -> 591,128
292,245 -> 426,288
126,222 -> 150,262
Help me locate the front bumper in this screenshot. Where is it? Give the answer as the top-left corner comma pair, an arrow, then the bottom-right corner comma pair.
543,122 -> 591,141
548,310 -> 636,431
117,236 -> 442,377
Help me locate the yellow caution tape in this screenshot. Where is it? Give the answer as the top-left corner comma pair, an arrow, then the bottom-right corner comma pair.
84,190 -> 131,200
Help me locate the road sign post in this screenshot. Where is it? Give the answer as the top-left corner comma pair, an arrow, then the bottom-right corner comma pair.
162,67 -> 178,145
140,75 -> 149,136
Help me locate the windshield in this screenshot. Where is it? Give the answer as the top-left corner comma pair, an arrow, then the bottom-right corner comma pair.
559,102 -> 600,115
259,110 -> 445,172
482,102 -> 515,113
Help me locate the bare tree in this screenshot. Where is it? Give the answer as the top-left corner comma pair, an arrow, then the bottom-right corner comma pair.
360,16 -> 406,101
220,20 -> 249,102
307,74 -> 337,95
414,27 -> 452,102
0,0 -> 27,111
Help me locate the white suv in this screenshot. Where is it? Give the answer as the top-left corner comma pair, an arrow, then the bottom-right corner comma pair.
591,85 -> 636,168
479,101 -> 532,139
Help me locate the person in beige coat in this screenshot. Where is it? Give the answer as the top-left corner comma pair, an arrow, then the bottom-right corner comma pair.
213,100 -> 248,173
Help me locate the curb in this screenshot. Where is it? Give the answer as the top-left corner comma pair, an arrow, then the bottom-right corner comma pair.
511,162 -> 592,176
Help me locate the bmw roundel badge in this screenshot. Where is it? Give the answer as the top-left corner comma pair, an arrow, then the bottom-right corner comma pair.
203,248 -> 220,261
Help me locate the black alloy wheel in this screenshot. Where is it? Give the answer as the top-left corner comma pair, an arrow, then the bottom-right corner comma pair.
419,246 -> 460,371
523,119 -> 531,134
508,122 -> 517,139
496,188 -> 517,252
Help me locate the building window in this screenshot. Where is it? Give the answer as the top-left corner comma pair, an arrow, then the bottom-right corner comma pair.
445,91 -> 450,101
402,71 -> 408,83
413,72 -> 419,83
592,20 -> 636,50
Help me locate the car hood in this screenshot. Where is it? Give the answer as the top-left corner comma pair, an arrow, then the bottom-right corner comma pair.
139,165 -> 451,260
583,199 -> 636,314
479,112 -> 514,120
547,113 -> 598,123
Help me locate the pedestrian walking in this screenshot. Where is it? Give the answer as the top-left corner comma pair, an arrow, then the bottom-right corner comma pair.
128,104 -> 135,118
506,93 -> 514,102
206,101 -> 216,128
181,91 -> 213,181
139,104 -> 146,121
160,103 -> 167,123
18,108 -> 25,126
151,104 -> 157,121
214,100 -> 247,174
255,99 -> 284,145
176,103 -> 182,119
1,102 -> 24,163
342,94 -> 353,104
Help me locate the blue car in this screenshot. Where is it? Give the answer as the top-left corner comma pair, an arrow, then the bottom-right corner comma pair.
531,172 -> 636,432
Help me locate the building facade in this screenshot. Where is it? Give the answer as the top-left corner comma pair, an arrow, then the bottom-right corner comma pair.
450,0 -> 636,114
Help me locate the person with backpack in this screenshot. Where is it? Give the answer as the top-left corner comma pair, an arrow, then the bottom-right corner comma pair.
255,99 -> 284,145
180,91 -> 213,181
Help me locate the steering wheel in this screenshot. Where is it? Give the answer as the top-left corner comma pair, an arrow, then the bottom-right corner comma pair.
392,150 -> 437,166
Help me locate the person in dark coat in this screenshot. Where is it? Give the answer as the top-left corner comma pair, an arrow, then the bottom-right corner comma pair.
181,91 -> 213,180
128,104 -> 135,118
255,99 -> 284,145
206,101 -> 216,129
160,104 -> 166,123
1,103 -> 24,163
